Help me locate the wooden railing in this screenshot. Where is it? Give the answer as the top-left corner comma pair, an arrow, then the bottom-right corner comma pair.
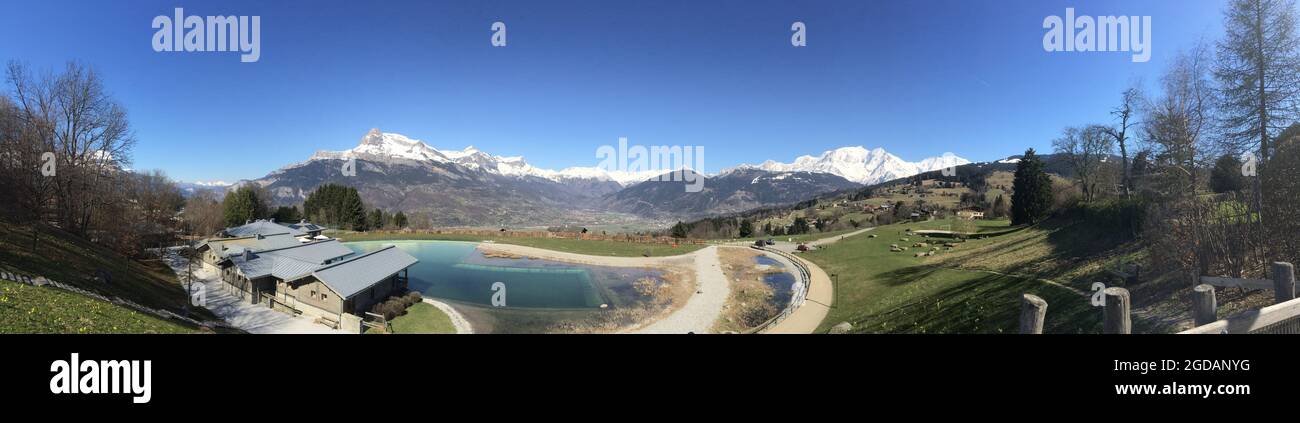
1018,262 -> 1296,334
1180,262 -> 1298,334
749,246 -> 812,334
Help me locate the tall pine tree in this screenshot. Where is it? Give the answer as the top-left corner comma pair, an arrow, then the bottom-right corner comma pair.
1011,149 -> 1053,225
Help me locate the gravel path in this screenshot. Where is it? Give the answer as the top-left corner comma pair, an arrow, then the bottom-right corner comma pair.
421,298 -> 474,334
628,246 -> 728,334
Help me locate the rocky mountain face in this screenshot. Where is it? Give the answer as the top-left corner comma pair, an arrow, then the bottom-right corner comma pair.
601,168 -> 860,219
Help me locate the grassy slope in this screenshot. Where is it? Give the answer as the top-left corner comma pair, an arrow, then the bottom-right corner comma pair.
0,221 -> 209,333
802,218 -> 1101,334
334,231 -> 706,257
389,302 -> 457,334
0,279 -> 193,333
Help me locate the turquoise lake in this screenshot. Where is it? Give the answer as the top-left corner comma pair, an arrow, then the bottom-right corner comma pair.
345,240 -> 663,309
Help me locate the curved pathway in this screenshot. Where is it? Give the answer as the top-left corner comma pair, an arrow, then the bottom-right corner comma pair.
761,228 -> 873,333
763,253 -> 834,334
629,246 -> 728,334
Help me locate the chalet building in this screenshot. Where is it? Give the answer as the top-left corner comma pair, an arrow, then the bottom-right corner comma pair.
196,233 -> 301,267
215,240 -> 418,331
194,222 -> 418,332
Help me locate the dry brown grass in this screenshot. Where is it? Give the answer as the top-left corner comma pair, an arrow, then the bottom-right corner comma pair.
712,247 -> 785,333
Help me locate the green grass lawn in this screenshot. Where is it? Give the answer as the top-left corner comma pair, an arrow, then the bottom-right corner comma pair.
0,279 -> 196,334
785,227 -> 870,243
0,221 -> 217,333
389,302 -> 457,334
334,231 -> 706,257
802,218 -> 1101,334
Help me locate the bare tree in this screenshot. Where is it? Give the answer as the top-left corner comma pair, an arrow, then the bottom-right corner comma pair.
0,76 -> 56,250
182,189 -> 225,237
1053,125 -> 1115,203
5,61 -> 135,236
1102,87 -> 1143,197
1143,45 -> 1217,199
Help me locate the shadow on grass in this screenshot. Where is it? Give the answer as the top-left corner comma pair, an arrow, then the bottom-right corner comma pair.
0,221 -> 220,327
853,266 -> 1102,334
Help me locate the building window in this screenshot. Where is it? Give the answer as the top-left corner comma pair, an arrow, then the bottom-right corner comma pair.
310,290 -> 317,299
321,293 -> 328,301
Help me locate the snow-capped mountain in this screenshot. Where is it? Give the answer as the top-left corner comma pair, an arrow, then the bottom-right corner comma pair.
234,129 -> 977,225
176,180 -> 232,198
300,128 -> 661,187
728,146 -> 971,185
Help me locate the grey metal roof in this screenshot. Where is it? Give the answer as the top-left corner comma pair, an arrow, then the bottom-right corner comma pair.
229,240 -> 355,280
202,233 -> 303,258
284,220 -> 324,232
311,246 -> 418,299
230,253 -> 275,279
257,240 -> 354,265
224,220 -> 307,237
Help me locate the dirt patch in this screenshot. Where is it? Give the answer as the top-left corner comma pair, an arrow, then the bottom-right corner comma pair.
712,248 -> 786,333
480,249 -> 532,260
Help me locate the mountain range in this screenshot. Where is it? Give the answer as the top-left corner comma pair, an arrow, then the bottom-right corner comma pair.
229,129 -> 971,226
725,146 -> 970,185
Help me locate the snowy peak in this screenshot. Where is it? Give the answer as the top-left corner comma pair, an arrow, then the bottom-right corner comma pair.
735,146 -> 970,185
302,129 -> 646,185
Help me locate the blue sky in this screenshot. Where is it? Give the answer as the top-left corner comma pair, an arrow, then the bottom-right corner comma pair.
0,0 -> 1226,183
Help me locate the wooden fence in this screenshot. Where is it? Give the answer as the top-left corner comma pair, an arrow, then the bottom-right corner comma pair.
1018,262 -> 1295,334
1181,262 -> 1298,334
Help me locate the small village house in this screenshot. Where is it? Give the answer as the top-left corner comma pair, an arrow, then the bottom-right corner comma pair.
956,207 -> 985,220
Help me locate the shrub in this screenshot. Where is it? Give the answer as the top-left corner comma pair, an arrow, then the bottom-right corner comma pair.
368,292 -> 422,320
1061,198 -> 1146,240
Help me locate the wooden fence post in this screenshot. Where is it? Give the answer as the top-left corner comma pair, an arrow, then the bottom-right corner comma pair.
1019,294 -> 1047,334
1274,262 -> 1295,304
1103,287 -> 1131,334
1192,284 -> 1217,327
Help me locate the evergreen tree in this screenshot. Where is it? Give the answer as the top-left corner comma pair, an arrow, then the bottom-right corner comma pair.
738,219 -> 754,238
342,189 -> 367,231
271,205 -> 301,223
790,217 -> 811,234
1209,154 -> 1247,193
369,208 -> 386,230
304,184 -> 370,230
222,185 -> 267,227
393,211 -> 408,228
1215,0 -> 1300,163
1011,149 -> 1054,225
991,194 -> 1009,219
671,221 -> 688,238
